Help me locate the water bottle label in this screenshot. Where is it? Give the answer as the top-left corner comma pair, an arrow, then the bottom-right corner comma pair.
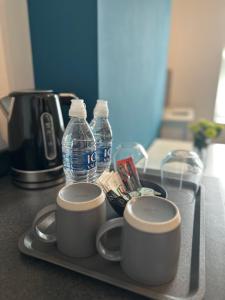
85,151 -> 96,170
98,146 -> 111,163
63,150 -> 96,171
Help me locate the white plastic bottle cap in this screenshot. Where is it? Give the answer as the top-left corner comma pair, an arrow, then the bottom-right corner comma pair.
94,99 -> 109,117
69,99 -> 87,118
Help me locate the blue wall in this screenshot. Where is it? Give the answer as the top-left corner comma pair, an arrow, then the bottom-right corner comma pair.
98,0 -> 171,150
28,0 -> 171,149
27,0 -> 98,119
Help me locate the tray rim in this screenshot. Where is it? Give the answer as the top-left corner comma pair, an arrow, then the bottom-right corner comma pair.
18,173 -> 205,300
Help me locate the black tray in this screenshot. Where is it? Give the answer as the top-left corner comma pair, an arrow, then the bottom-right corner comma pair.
18,172 -> 205,300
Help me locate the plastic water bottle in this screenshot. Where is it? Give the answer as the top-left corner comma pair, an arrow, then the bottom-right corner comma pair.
62,99 -> 96,183
90,100 -> 112,177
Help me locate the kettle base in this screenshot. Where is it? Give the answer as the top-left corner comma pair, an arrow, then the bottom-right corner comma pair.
11,166 -> 65,190
13,176 -> 65,190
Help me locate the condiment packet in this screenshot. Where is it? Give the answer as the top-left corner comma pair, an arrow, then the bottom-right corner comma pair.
129,187 -> 162,198
116,157 -> 141,192
96,170 -> 127,197
138,187 -> 162,197
106,190 -> 127,216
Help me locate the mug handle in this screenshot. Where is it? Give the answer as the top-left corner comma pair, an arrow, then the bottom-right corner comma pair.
96,217 -> 124,262
32,204 -> 57,243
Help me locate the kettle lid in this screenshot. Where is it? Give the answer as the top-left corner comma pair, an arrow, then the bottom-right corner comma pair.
9,90 -> 53,96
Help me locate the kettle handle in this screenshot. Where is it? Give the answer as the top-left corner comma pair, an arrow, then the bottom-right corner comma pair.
59,93 -> 78,106
0,96 -> 14,144
0,95 -> 15,119
0,96 -> 9,118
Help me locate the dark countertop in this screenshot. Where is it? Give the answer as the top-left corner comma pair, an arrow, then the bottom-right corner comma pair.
1,175 -> 225,300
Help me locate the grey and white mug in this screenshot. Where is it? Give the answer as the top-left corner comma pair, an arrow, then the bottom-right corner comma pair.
33,182 -> 106,258
96,195 -> 181,285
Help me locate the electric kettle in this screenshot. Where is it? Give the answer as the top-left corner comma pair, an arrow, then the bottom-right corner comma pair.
0,90 -> 70,189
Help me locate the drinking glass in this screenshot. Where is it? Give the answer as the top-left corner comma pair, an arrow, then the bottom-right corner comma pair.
160,150 -> 203,203
113,142 -> 149,173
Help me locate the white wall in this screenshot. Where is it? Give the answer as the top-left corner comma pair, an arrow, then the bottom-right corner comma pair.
0,0 -> 34,147
0,26 -> 10,98
0,0 -> 34,92
168,0 -> 225,120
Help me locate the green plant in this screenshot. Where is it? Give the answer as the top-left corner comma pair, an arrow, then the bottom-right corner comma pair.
189,119 -> 224,150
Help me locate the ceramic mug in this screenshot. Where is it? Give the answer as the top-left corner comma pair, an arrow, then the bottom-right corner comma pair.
96,195 -> 181,285
33,182 -> 106,258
